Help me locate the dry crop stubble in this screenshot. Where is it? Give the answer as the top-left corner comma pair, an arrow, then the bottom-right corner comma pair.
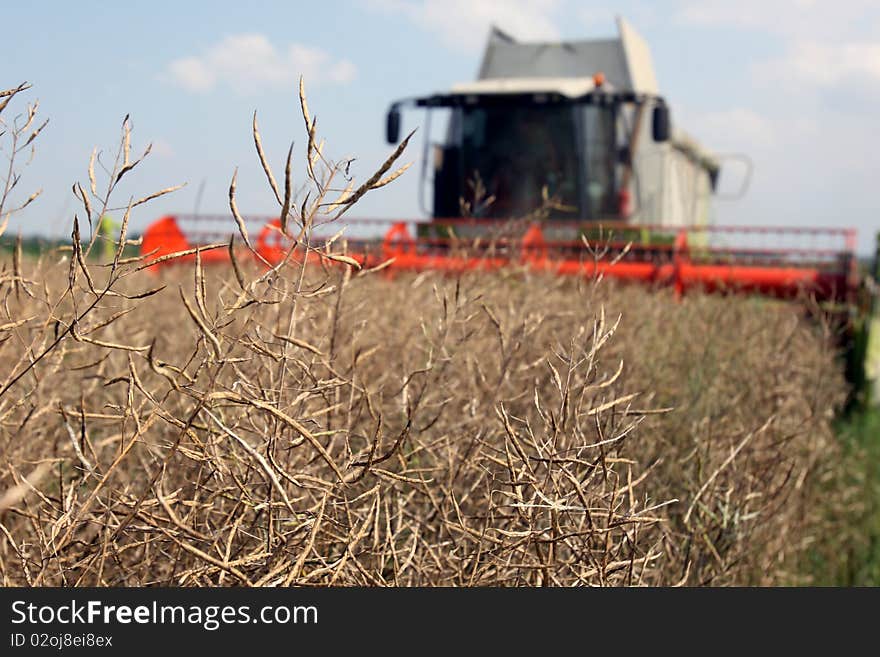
0,261 -> 847,585
0,80 -> 849,586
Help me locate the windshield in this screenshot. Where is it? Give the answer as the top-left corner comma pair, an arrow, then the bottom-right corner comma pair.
455,102 -> 618,219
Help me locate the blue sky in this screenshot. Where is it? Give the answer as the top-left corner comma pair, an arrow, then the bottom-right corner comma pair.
3,0 -> 880,252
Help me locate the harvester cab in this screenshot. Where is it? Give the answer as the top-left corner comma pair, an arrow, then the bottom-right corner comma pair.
386,18 -> 719,230
388,77 -> 672,222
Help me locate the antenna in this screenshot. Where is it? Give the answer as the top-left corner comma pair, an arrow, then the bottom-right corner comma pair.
193,179 -> 206,216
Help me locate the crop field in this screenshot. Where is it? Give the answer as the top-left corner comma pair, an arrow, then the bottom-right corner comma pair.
0,254 -> 858,586
0,81 -> 874,588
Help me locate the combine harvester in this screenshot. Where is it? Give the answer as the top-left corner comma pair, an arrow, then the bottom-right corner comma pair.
142,19 -> 879,398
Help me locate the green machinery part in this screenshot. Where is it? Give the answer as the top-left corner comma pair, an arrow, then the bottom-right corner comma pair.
846,232 -> 880,408
866,233 -> 880,406
97,214 -> 119,262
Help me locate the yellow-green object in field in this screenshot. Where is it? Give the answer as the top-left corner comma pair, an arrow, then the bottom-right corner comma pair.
97,214 -> 118,261
868,316 -> 880,406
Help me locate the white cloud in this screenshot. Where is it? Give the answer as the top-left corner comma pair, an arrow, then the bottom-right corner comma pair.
676,0 -> 880,39
168,58 -> 216,93
165,34 -> 356,94
679,0 -> 812,32
677,1 -> 880,101
685,108 -> 778,150
370,0 -> 561,51
150,139 -> 175,158
761,40 -> 880,88
681,106 -> 819,154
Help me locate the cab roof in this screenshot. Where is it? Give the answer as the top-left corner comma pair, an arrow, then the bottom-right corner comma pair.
450,76 -> 601,98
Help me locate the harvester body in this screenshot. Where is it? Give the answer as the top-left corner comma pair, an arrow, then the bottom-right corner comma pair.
140,18 -> 878,396
140,18 -> 871,314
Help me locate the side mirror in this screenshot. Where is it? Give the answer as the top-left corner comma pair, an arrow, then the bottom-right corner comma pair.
386,106 -> 401,144
652,103 -> 671,142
